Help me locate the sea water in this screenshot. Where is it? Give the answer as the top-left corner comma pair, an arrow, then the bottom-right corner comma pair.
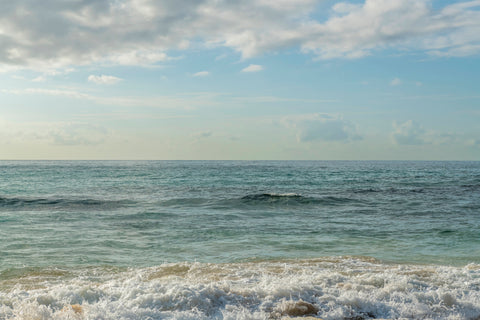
0,161 -> 479,319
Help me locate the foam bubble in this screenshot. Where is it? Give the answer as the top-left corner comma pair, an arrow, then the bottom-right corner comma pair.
1,258 -> 479,319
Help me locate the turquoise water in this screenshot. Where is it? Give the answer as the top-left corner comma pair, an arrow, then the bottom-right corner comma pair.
1,161 -> 479,319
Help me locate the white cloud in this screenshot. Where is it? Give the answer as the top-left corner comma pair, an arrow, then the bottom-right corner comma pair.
107,51 -> 173,66
32,75 -> 46,82
391,120 -> 480,147
304,0 -> 480,59
392,120 -> 427,145
88,75 -> 123,85
390,78 -> 402,86
2,88 -> 225,109
0,0 -> 478,72
284,113 -> 362,143
3,88 -> 90,99
49,123 -> 109,146
241,64 -> 264,73
192,71 -> 210,77
466,138 -> 480,147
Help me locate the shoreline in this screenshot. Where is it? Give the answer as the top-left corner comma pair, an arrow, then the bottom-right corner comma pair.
1,257 -> 479,319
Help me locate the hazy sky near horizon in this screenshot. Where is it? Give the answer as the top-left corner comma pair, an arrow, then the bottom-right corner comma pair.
1,0 -> 479,160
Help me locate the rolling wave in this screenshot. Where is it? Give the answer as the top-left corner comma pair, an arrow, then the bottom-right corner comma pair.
158,193 -> 362,209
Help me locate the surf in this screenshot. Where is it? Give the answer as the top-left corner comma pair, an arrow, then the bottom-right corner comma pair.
1,258 -> 479,320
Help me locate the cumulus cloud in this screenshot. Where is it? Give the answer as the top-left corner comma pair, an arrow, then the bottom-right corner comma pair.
1,0 -> 479,71
241,64 -> 264,73
284,113 -> 361,143
88,74 -> 123,85
192,71 -> 210,77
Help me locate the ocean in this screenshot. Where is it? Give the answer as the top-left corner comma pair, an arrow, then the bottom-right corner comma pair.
0,160 -> 479,319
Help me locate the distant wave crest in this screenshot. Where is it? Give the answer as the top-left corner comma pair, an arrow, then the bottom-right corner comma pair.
0,196 -> 132,210
241,193 -> 303,200
240,193 -> 358,206
157,193 -> 359,209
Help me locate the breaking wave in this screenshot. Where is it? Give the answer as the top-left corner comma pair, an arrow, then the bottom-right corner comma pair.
0,257 -> 479,320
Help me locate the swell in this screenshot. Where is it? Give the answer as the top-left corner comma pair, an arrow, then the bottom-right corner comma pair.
352,187 -> 425,194
159,193 -> 363,209
239,193 -> 357,206
0,196 -> 134,211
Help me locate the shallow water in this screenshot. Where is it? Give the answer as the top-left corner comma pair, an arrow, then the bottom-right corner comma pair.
1,161 -> 479,319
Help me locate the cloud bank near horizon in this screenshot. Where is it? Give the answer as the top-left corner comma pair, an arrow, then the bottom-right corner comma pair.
1,0 -> 480,72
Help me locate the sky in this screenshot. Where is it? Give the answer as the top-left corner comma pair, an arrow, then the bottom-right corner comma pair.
1,0 -> 479,160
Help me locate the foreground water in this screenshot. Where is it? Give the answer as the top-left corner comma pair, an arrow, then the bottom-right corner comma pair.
0,161 -> 479,319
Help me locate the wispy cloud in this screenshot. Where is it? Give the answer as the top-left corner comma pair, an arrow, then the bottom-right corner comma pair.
192,71 -> 210,77
1,88 -> 224,109
32,76 -> 46,82
88,74 -> 123,85
232,96 -> 336,103
390,78 -> 402,86
3,88 -> 336,110
0,119 -> 109,146
392,120 -> 427,145
192,131 -> 213,138
391,120 -> 476,146
302,0 -> 480,59
49,123 -> 109,146
283,113 -> 362,143
241,64 -> 264,73
3,88 -> 91,99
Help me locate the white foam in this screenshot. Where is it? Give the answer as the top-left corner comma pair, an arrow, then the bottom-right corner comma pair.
267,193 -> 301,197
1,258 -> 479,319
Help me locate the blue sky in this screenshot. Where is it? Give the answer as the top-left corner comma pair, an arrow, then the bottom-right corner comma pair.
0,0 -> 479,160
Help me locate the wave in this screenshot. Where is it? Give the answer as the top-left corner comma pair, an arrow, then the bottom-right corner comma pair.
353,187 -> 425,194
0,193 -> 360,212
0,257 -> 479,320
158,193 -> 362,209
0,196 -> 133,210
240,192 -> 303,200
352,188 -> 381,194
239,193 -> 362,207
462,183 -> 480,191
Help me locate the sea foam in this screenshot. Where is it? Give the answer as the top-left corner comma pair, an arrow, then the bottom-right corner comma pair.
1,257 -> 479,320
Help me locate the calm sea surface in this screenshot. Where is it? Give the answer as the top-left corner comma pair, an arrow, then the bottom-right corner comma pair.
0,161 -> 479,319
